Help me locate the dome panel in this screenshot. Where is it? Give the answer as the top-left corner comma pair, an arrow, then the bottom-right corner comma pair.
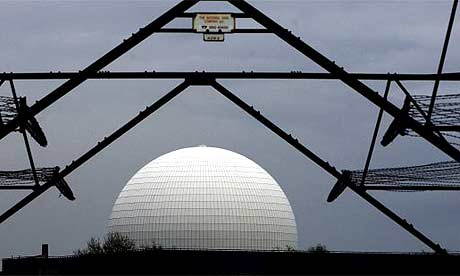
108,146 -> 297,251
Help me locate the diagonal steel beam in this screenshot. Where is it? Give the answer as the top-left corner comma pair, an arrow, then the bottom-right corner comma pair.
427,0 -> 458,120
360,79 -> 392,187
0,0 -> 198,143
9,80 -> 40,187
0,80 -> 190,224
210,79 -> 447,254
230,0 -> 460,161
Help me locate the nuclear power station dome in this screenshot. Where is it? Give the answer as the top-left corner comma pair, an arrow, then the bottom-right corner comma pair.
108,146 -> 298,251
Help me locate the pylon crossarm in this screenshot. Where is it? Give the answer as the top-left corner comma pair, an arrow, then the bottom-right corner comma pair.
0,80 -> 191,224
0,0 -> 198,143
209,79 -> 447,254
230,0 -> 460,161
3,71 -> 460,81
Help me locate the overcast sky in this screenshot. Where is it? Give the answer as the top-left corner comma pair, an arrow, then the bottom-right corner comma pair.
1,0 -> 460,260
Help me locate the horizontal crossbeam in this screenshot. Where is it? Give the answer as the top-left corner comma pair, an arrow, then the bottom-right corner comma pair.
2,71 -> 460,81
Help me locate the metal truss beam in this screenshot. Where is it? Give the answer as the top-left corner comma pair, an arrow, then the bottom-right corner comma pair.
360,80 -> 392,187
230,0 -> 460,162
427,0 -> 458,120
0,80 -> 190,224
9,81 -> 40,188
0,0 -> 198,143
209,79 -> 447,254
2,71 -> 460,81
211,80 -> 448,254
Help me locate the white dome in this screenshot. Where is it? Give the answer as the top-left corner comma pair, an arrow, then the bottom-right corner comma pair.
108,146 -> 297,251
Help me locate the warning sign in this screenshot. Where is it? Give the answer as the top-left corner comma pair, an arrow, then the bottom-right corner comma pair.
193,13 -> 235,33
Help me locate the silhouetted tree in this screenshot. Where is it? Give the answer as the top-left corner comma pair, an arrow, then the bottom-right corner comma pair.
102,232 -> 135,254
74,232 -> 135,255
74,237 -> 103,255
86,237 -> 104,254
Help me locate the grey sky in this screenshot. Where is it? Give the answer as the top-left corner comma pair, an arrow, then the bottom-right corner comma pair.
1,0 -> 460,260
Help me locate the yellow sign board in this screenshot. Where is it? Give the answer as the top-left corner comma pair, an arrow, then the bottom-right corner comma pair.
193,13 -> 235,33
